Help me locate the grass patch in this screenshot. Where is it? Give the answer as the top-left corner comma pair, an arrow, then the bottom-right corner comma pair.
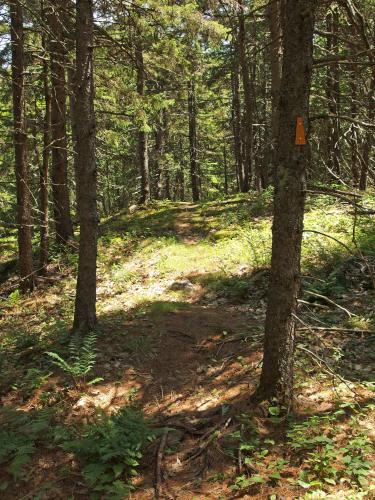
135,300 -> 189,316
193,272 -> 253,302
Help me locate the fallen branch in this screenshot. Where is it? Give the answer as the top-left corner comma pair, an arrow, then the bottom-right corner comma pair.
304,290 -> 355,318
163,420 -> 209,436
217,333 -> 250,344
297,345 -> 361,399
303,229 -> 355,256
167,329 -> 197,342
155,429 -> 169,499
304,187 -> 372,215
294,314 -> 364,401
297,326 -> 375,335
185,417 -> 232,463
298,299 -> 330,310
307,186 -> 362,199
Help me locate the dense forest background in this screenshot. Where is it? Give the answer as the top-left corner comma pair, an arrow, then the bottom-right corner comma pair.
0,0 -> 375,499
1,0 -> 374,222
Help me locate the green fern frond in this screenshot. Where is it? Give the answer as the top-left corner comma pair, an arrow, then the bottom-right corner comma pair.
46,331 -> 99,385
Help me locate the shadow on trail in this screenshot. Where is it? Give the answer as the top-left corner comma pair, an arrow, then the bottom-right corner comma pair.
100,199 -> 257,245
80,292 -> 374,498
2,255 -> 375,498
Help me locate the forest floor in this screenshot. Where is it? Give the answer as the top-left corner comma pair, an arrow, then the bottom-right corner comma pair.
1,193 -> 375,499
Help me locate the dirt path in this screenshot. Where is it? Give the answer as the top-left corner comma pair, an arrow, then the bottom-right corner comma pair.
173,204 -> 204,244
78,207 -> 268,498
3,202 -> 374,500
92,303 -> 265,499
95,208 -> 269,498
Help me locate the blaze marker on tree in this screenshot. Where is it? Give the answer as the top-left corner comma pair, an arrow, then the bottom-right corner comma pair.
295,117 -> 307,145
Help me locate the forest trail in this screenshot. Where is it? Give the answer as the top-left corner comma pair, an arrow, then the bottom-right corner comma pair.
1,198 -> 375,499
173,203 -> 201,244
2,0 -> 375,495
93,199 -> 375,499
92,201 -> 273,498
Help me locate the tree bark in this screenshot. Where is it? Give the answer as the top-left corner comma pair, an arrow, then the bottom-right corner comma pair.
39,27 -> 50,275
339,1 -> 374,190
73,0 -> 98,332
223,143 -> 228,195
10,0 -> 34,292
155,108 -> 169,200
326,9 -> 341,177
188,79 -> 200,202
231,60 -> 244,191
359,67 -> 374,190
267,0 -> 283,183
237,0 -> 253,191
255,0 -> 317,407
47,0 -> 74,244
174,139 -> 184,201
67,64 -> 78,184
136,40 -> 150,205
349,65 -> 359,188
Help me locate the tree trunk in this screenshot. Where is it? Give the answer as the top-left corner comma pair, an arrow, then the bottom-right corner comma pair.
165,166 -> 171,200
39,28 -> 50,275
188,79 -> 200,202
267,0 -> 283,183
231,61 -> 244,191
67,64 -> 78,184
10,0 -> 34,292
326,9 -> 341,177
176,139 -> 185,201
47,0 -> 74,244
237,0 -> 253,191
176,167 -> 185,202
73,0 -> 98,332
349,65 -> 359,188
359,68 -> 374,190
250,30 -> 262,192
155,108 -> 169,200
340,2 -> 374,191
223,143 -> 228,195
255,0 -> 317,407
136,41 -> 150,205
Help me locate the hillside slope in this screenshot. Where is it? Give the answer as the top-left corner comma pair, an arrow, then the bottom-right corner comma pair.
0,196 -> 374,499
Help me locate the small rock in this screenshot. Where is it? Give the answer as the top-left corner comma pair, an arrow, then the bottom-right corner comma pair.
238,265 -> 250,275
170,279 -> 194,291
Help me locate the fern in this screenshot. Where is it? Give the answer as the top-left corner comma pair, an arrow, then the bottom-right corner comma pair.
61,407 -> 157,499
0,407 -> 51,483
46,331 -> 100,386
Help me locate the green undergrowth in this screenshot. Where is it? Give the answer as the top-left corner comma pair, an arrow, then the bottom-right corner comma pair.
0,405 -> 156,499
2,193 -> 375,398
1,192 -> 375,497
98,192 -> 375,293
225,402 -> 375,498
58,407 -> 157,499
0,233 -> 17,264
